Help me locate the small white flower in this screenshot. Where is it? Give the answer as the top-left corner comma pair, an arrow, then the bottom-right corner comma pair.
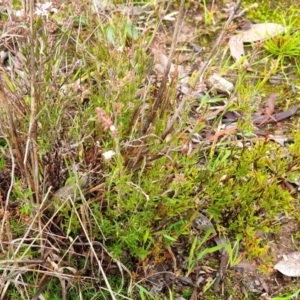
35,2 -> 57,16
110,125 -> 116,132
103,150 -> 115,160
14,9 -> 25,17
42,2 -> 53,10
50,7 -> 58,13
35,8 -> 47,16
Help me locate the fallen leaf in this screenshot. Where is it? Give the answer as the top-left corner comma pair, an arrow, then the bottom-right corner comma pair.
270,105 -> 299,122
260,279 -> 269,294
268,134 -> 294,146
265,93 -> 276,117
252,105 -> 298,125
228,35 -> 244,61
274,252 -> 300,277
151,48 -> 175,75
228,23 -> 287,66
152,48 -> 188,81
256,93 -> 277,125
236,23 -> 286,43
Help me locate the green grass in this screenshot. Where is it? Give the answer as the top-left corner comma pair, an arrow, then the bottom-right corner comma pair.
0,0 -> 300,299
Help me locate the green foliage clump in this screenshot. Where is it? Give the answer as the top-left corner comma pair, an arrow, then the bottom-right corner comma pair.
198,141 -> 297,257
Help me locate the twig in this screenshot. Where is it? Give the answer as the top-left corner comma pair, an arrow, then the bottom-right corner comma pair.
23,0 -> 40,204
161,94 -> 187,140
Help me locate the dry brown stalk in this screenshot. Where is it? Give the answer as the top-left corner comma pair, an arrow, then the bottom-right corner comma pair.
0,68 -> 35,194
142,0 -> 186,134
128,0 -> 186,170
24,0 -> 40,203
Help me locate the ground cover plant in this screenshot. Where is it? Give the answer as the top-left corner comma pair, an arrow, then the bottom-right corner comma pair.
0,0 -> 300,299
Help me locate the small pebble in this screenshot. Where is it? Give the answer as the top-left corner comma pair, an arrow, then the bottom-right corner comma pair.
206,74 -> 234,94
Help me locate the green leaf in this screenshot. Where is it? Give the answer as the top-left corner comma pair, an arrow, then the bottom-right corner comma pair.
135,284 -> 156,300
0,157 -> 6,170
125,23 -> 139,40
106,25 -> 115,44
73,16 -> 88,27
163,234 -> 177,242
197,244 -> 225,260
4,75 -> 15,92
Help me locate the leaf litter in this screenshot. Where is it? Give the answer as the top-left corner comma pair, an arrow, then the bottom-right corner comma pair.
220,92 -> 300,126
229,23 -> 287,67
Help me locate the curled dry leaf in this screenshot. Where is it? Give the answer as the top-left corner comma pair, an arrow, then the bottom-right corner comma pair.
151,48 -> 186,79
265,93 -> 276,116
255,93 -> 277,125
274,252 -> 300,277
151,48 -> 175,75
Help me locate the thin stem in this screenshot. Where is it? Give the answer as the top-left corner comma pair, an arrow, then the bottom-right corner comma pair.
142,0 -> 186,134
